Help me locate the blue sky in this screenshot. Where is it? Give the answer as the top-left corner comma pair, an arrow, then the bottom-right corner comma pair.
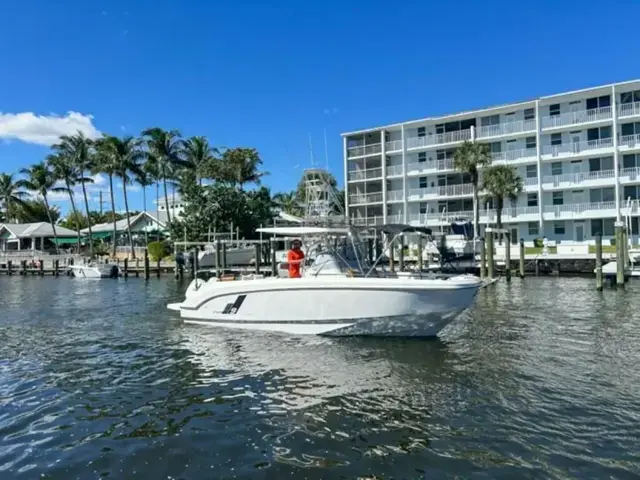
1,0 -> 639,214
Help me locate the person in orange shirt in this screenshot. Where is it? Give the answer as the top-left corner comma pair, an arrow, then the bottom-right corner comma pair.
287,239 -> 305,278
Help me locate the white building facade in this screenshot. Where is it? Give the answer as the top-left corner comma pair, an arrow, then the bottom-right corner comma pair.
342,79 -> 640,243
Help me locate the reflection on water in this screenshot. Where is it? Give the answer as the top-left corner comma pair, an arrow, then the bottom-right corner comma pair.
0,276 -> 639,478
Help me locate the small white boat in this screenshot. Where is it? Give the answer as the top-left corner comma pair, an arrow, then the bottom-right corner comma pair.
168,224 -> 482,337
69,263 -> 119,279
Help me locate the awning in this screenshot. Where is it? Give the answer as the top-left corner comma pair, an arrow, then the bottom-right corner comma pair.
86,231 -> 113,240
51,237 -> 80,245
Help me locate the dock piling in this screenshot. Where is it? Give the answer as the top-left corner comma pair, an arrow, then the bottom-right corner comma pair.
615,222 -> 625,287
7,260 -> 12,275
144,249 -> 150,280
222,243 -> 227,270
193,247 -> 199,278
398,235 -> 405,272
190,248 -> 197,278
156,258 -> 161,278
39,259 -> 44,276
388,235 -> 395,272
215,239 -> 222,278
123,258 -> 128,278
505,232 -> 511,282
479,237 -> 486,279
367,238 -> 373,264
486,230 -> 495,279
595,233 -> 603,291
21,260 -> 26,275
270,238 -> 277,277
519,239 -> 525,278
54,259 -> 59,277
254,243 -> 261,275
135,258 -> 140,278
417,236 -> 424,271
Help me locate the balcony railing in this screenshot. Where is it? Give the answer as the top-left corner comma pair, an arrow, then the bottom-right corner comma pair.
541,138 -> 614,157
477,119 -> 536,139
387,190 -> 404,201
541,106 -> 612,129
492,148 -> 537,163
543,201 -> 617,218
619,102 -> 640,118
541,169 -> 616,186
386,165 -> 403,176
524,177 -> 539,186
620,167 -> 640,181
407,213 -> 430,224
498,206 -> 541,218
347,143 -> 382,158
385,140 -> 403,152
408,184 -> 474,199
348,193 -> 383,205
347,167 -> 382,182
406,159 -> 455,174
387,214 -> 404,223
351,216 -> 384,226
406,129 -> 472,149
619,133 -> 640,149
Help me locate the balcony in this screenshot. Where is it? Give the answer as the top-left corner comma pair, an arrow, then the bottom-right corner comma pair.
541,169 -> 616,189
387,190 -> 404,202
386,164 -> 403,176
385,140 -> 403,152
408,183 -> 474,200
348,193 -> 383,205
541,138 -> 614,159
524,177 -> 539,189
491,147 -> 537,164
406,129 -> 472,149
406,159 -> 455,175
619,133 -> 640,151
620,167 -> 640,183
407,213 -> 430,225
347,167 -> 383,182
477,119 -> 536,139
541,106 -> 612,130
347,143 -> 382,158
618,102 -> 640,119
543,202 -> 617,220
387,214 -> 404,223
352,216 -> 384,226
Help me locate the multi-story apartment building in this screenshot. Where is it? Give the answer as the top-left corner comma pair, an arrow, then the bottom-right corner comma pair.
342,79 -> 640,243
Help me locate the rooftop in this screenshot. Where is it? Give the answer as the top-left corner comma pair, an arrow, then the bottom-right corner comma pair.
0,222 -> 77,238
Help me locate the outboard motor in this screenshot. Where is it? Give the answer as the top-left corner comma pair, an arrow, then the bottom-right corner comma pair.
110,265 -> 119,278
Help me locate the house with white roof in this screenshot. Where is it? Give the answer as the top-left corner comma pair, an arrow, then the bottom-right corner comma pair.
0,222 -> 78,252
80,211 -> 167,244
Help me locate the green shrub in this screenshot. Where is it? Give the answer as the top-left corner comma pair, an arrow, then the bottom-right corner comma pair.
533,237 -> 543,248
148,241 -> 170,261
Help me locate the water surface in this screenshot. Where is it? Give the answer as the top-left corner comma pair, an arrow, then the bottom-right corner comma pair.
0,276 -> 639,479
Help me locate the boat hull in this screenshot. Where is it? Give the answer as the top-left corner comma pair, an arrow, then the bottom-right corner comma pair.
69,265 -> 119,278
174,277 -> 480,337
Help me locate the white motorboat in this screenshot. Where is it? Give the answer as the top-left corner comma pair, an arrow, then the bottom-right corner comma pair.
167,224 -> 482,337
69,263 -> 119,279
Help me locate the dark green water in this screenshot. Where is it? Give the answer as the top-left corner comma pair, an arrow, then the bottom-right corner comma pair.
0,276 -> 639,479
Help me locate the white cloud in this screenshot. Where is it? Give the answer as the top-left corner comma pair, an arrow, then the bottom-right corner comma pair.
115,181 -> 141,192
0,111 -> 101,146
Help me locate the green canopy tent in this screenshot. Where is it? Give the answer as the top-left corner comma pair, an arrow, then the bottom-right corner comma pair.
50,237 -> 80,245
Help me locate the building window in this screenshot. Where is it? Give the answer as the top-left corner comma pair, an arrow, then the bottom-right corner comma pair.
527,193 -> 538,207
489,142 -> 501,153
551,133 -> 562,146
591,219 -> 615,236
417,127 -> 426,137
419,203 -> 427,214
528,222 -> 539,236
554,221 -> 565,235
419,177 -> 428,188
624,185 -> 639,200
586,95 -> 611,110
525,136 -> 536,149
418,152 -> 427,163
588,126 -> 612,141
505,112 -> 515,120
551,162 -> 563,176
623,154 -> 637,169
620,122 -> 640,137
524,108 -> 535,120
480,114 -> 500,127
549,104 -> 560,116
552,191 -> 564,205
526,164 -> 537,178
435,124 -> 444,134
436,150 -> 445,160
620,91 -> 640,104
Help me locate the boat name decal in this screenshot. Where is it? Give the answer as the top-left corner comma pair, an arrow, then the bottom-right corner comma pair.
221,295 -> 247,314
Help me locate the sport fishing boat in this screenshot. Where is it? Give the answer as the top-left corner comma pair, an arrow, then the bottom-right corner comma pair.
167,223 -> 482,337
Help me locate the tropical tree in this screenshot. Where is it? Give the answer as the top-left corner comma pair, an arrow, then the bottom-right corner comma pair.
184,136 -> 218,185
133,165 -> 154,245
19,162 -> 66,254
482,164 -> 524,238
453,141 -> 493,238
94,136 -> 121,257
14,199 -> 61,224
100,135 -> 144,258
0,173 -> 28,222
53,131 -> 96,255
48,153 -> 90,251
219,148 -> 268,190
273,191 -> 302,216
142,128 -> 186,227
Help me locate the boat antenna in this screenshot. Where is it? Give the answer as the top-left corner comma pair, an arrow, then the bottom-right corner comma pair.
323,128 -> 329,170
308,132 -> 315,167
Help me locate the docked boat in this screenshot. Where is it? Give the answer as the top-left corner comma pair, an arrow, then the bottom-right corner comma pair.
167,224 -> 482,337
197,244 -> 254,267
69,263 -> 119,279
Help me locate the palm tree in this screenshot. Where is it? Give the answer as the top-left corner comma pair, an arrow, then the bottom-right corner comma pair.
482,165 -> 524,239
273,191 -> 302,216
184,136 -> 218,185
15,199 -> 62,224
453,141 -> 493,238
222,148 -> 268,190
141,128 -> 186,227
48,153 -> 90,252
19,162 -> 67,254
53,131 -> 96,255
133,165 -> 154,245
0,173 -> 28,222
94,136 -> 120,257
100,136 -> 144,259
